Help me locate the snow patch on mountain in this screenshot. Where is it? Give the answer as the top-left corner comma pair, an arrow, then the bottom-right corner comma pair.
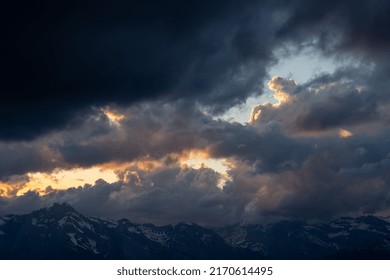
67,233 -> 78,246
89,217 -> 118,228
70,214 -> 93,230
305,233 -> 331,248
328,231 -> 349,238
329,222 -> 344,229
88,238 -> 99,254
350,222 -> 370,230
66,233 -> 92,251
140,226 -> 170,244
58,217 -> 67,227
249,242 -> 265,252
227,227 -> 248,246
127,226 -> 140,234
58,214 -> 95,234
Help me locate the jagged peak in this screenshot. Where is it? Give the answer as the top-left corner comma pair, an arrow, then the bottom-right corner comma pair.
176,222 -> 196,227
37,202 -> 80,218
50,202 -> 76,212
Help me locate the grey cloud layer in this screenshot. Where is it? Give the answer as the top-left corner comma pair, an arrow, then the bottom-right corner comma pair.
2,99 -> 390,224
2,0 -> 390,224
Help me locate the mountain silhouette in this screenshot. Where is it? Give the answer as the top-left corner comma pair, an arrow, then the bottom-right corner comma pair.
1,203 -> 390,259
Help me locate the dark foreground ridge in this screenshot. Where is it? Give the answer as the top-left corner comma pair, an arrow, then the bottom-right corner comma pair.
0,203 -> 390,259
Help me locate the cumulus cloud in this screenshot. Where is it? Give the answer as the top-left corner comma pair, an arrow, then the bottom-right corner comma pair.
250,69 -> 387,135
268,76 -> 298,104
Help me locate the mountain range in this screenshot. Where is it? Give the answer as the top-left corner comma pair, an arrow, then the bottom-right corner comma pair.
1,203 -> 389,259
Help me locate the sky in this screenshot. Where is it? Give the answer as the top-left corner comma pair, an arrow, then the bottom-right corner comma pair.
1,0 -> 390,226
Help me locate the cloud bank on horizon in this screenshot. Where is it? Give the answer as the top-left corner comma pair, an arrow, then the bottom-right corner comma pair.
1,0 -> 390,225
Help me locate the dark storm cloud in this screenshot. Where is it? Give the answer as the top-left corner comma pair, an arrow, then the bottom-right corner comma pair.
0,0 -> 281,140
276,0 -> 390,53
0,143 -> 60,181
3,0 -> 390,140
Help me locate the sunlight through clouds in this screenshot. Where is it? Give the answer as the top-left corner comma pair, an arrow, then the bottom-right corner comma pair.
101,107 -> 125,126
21,167 -> 118,194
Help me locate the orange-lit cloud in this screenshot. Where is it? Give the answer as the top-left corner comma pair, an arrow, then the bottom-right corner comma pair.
1,148 -> 235,197
267,76 -> 296,105
99,160 -> 163,173
177,149 -> 234,188
339,128 -> 353,138
102,107 -> 125,125
6,167 -> 119,196
178,150 -> 229,173
0,175 -> 30,197
249,76 -> 296,124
